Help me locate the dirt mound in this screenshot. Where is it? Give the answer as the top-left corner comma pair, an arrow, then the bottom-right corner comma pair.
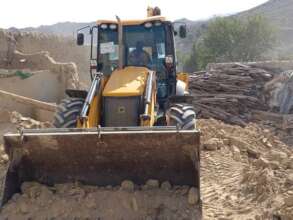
199,119 -> 293,219
0,115 -> 291,219
1,181 -> 200,220
9,111 -> 52,129
0,112 -> 201,219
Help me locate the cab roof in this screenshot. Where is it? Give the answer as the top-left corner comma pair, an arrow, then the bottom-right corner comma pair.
96,16 -> 166,26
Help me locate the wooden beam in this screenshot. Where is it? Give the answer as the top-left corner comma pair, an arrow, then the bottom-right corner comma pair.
0,89 -> 57,112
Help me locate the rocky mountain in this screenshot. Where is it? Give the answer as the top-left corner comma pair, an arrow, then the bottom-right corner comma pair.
238,0 -> 293,59
239,0 -> 293,28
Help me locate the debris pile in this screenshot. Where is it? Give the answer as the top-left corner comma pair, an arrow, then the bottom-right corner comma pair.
0,181 -> 201,220
0,112 -> 291,219
9,111 -> 51,129
199,119 -> 293,219
190,63 -> 275,125
0,59 -> 293,219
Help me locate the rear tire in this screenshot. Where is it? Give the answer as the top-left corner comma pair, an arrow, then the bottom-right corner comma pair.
166,103 -> 196,130
53,98 -> 84,128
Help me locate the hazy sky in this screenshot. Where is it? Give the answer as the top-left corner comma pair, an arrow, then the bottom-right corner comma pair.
0,0 -> 268,28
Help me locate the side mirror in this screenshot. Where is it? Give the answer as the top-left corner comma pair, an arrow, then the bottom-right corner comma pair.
179,25 -> 187,38
77,33 -> 84,46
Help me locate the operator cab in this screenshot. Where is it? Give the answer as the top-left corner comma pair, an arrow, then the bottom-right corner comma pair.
77,15 -> 186,108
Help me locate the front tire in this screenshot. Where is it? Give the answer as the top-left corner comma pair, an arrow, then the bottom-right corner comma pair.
53,98 -> 84,128
166,103 -> 196,130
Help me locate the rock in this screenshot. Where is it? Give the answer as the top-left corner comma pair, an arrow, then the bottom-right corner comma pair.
179,185 -> 190,196
269,161 -> 280,170
270,150 -> 288,162
187,187 -> 199,205
286,156 -> 293,169
0,154 -> 9,163
231,145 -> 241,160
11,193 -> 21,202
21,182 -> 53,200
285,173 -> 293,186
85,194 -> 96,209
203,138 -> 223,151
255,215 -> 261,220
19,201 -> 29,214
255,157 -> 270,168
222,138 -> 230,146
121,180 -> 134,192
145,179 -> 159,189
68,187 -> 86,199
161,181 -> 172,190
284,196 -> 293,207
229,137 -> 249,150
247,147 -> 260,159
21,182 -> 40,197
272,195 -> 285,209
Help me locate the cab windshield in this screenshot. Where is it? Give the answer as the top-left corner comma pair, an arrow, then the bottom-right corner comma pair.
124,23 -> 166,72
98,23 -> 166,75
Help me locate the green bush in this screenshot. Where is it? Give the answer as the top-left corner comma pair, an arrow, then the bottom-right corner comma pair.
183,15 -> 276,72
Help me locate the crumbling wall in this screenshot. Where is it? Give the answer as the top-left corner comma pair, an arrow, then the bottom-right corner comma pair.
0,29 -> 90,83
0,50 -> 79,121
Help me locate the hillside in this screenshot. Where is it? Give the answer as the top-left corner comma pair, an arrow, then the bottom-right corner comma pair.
239,0 -> 293,28
6,0 -> 293,61
238,0 -> 293,59
11,22 -> 95,37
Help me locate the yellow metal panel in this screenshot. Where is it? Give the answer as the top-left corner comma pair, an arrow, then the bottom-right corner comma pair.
177,72 -> 189,90
103,67 -> 149,97
96,16 -> 166,26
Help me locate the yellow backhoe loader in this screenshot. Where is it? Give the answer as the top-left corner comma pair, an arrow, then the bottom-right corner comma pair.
1,7 -> 201,216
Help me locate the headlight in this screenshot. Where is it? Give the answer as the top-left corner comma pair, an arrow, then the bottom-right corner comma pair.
109,24 -> 117,30
100,24 -> 108,29
154,21 -> 162,26
144,22 -> 152,28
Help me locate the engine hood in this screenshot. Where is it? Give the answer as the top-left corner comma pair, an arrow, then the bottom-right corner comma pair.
103,66 -> 149,97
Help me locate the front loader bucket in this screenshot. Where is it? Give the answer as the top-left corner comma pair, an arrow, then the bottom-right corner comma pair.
1,127 -> 200,206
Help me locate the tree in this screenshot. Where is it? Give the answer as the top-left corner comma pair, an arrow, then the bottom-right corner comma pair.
183,15 -> 276,72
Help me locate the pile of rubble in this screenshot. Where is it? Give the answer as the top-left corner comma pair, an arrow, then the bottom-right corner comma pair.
0,111 -> 291,219
199,119 -> 293,219
0,59 -> 293,219
190,63 -> 275,125
0,180 -> 201,220
9,111 -> 51,129
0,112 -> 202,219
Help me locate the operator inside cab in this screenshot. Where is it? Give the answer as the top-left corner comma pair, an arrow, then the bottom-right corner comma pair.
128,41 -> 151,66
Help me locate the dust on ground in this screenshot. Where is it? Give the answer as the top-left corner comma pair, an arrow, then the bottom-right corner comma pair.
0,112 -> 292,219
1,181 -> 200,220
199,119 -> 293,220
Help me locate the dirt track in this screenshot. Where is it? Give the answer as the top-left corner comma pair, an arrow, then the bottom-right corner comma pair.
199,119 -> 293,219
0,113 -> 292,219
